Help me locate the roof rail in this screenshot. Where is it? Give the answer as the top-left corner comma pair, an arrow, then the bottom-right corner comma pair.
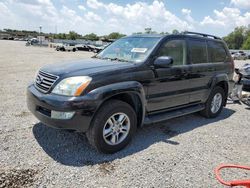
182,31 -> 221,40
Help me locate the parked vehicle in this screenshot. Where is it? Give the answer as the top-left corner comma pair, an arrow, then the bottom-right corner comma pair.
230,63 -> 250,104
25,38 -> 39,46
232,52 -> 247,60
75,44 -> 90,51
87,44 -> 104,53
247,53 -> 250,59
55,43 -> 64,51
239,51 -> 248,60
56,43 -> 77,52
241,64 -> 250,91
27,32 -> 234,153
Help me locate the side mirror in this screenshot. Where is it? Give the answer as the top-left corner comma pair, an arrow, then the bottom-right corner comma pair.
154,56 -> 173,68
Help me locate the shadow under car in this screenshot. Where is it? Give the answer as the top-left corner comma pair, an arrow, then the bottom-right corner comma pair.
32,108 -> 235,167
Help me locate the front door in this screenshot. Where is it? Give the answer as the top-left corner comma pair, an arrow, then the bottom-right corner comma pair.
146,38 -> 191,112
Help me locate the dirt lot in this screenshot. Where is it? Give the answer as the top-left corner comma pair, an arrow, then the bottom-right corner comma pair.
0,40 -> 249,188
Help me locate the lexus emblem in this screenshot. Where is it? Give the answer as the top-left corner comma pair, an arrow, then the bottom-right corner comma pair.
37,75 -> 43,84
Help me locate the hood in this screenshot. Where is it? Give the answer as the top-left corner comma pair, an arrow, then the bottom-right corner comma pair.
41,58 -> 134,77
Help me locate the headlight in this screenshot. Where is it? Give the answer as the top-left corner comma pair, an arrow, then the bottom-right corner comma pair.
52,76 -> 92,96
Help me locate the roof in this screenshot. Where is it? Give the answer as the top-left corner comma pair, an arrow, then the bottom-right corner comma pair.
125,32 -> 222,41
126,34 -> 164,38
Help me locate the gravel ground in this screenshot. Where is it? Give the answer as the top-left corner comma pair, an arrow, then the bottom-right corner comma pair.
0,40 -> 249,188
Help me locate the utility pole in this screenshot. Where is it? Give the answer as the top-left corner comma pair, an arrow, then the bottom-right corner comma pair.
39,25 -> 42,46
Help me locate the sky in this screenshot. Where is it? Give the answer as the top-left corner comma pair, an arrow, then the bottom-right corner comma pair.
0,0 -> 250,37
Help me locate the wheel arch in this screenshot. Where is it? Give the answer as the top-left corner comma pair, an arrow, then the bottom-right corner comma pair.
215,81 -> 228,106
88,81 -> 146,128
210,74 -> 229,106
104,92 -> 144,127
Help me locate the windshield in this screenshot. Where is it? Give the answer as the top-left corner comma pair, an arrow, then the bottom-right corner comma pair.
96,37 -> 161,63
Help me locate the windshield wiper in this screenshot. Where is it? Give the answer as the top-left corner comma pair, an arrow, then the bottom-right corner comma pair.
93,56 -> 132,63
108,57 -> 131,63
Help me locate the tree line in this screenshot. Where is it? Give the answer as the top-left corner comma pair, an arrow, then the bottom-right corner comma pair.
0,29 -> 126,41
1,27 -> 250,49
52,31 -> 126,41
0,28 -> 179,41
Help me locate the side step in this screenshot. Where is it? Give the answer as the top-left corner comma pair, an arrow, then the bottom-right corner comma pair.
143,104 -> 205,125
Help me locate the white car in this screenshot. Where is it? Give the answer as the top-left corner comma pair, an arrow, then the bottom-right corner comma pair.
57,43 -> 77,52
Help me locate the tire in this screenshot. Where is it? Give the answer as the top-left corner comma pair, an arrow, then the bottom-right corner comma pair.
86,100 -> 137,153
73,48 -> 76,52
200,86 -> 225,118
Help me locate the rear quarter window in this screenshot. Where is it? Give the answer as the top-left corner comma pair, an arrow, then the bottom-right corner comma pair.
207,41 -> 227,62
188,39 -> 208,64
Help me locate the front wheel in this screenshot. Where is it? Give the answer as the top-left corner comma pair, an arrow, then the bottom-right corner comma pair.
86,100 -> 137,153
200,86 -> 225,118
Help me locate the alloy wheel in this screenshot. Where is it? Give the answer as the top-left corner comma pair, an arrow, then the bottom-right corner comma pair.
103,112 -> 130,145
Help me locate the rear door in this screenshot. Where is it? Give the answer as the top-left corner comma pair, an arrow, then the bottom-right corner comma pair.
187,38 -> 230,103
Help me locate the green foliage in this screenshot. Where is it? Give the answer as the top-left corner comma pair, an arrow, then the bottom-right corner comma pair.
55,33 -> 67,39
67,31 -> 80,40
53,31 -> 80,40
83,33 -> 99,41
144,28 -> 152,34
160,31 -> 170,35
172,29 -> 179,34
223,26 -> 250,49
1,28 -> 40,37
242,36 -> 250,50
107,32 -> 126,39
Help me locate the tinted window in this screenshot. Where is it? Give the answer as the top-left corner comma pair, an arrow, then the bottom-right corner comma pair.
189,40 -> 207,64
157,40 -> 187,66
207,41 -> 227,62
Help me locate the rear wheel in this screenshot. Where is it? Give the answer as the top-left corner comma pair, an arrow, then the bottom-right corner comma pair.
200,86 -> 225,118
86,100 -> 137,153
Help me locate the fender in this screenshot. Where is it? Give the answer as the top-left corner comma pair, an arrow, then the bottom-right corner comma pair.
210,73 -> 229,87
87,81 -> 146,126
205,73 -> 229,101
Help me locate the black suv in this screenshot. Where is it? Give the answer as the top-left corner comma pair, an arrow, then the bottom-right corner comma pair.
27,32 -> 234,153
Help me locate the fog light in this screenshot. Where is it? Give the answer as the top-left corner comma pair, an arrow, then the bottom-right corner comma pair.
51,111 -> 75,119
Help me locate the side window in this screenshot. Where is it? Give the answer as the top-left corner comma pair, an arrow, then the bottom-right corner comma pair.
207,41 -> 227,62
189,40 -> 208,64
157,39 -> 186,66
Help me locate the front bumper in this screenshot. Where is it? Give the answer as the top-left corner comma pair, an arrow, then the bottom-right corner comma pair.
27,84 -> 99,132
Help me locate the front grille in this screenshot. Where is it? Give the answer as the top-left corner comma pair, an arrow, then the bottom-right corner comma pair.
35,70 -> 59,93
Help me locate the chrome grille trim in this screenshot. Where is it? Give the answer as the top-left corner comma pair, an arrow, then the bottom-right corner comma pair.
35,70 -> 59,93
